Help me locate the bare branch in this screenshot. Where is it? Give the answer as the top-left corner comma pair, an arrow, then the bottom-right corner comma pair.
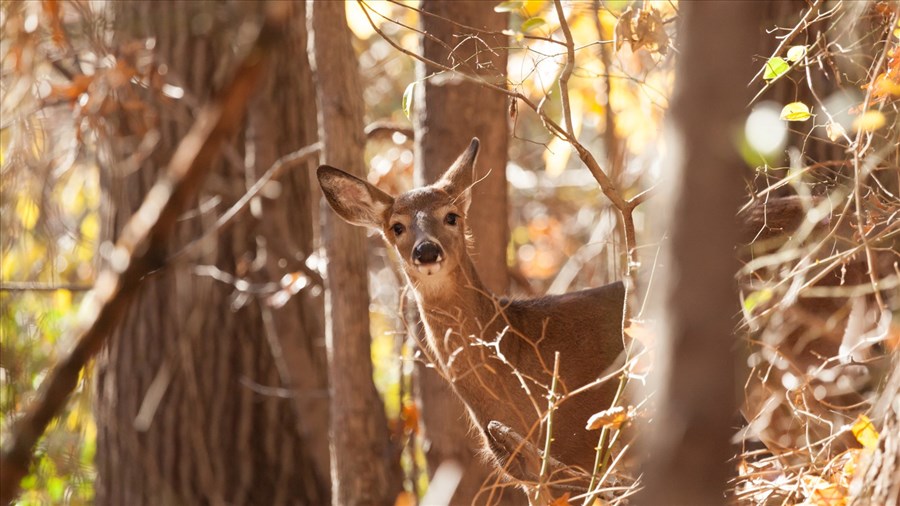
0,282 -> 92,292
553,0 -> 576,138
364,120 -> 414,141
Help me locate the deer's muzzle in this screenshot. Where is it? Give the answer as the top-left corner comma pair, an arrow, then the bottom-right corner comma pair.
413,241 -> 443,267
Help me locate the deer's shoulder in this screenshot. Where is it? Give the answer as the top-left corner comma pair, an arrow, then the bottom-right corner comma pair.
498,281 -> 626,338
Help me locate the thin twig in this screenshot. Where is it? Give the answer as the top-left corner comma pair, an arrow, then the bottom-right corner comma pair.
168,142 -> 321,264
536,351 -> 561,501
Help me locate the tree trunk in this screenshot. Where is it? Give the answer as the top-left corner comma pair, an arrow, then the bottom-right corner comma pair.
637,2 -> 761,505
413,2 -> 513,504
310,3 -> 403,505
94,3 -> 329,504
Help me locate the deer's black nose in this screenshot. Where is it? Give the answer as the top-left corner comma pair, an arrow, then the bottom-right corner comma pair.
413,241 -> 443,264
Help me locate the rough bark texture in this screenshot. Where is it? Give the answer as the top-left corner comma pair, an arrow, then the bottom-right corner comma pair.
310,2 -> 402,505
637,2 -> 762,505
413,2 -> 513,504
94,3 -> 329,504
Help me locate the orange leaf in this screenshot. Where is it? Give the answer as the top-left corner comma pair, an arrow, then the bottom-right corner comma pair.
393,491 -> 416,506
550,492 -> 571,505
401,402 -> 419,434
585,405 -> 631,431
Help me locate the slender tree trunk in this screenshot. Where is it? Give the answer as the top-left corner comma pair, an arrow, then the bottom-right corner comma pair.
638,2 -> 761,504
94,3 -> 329,504
413,2 -> 512,504
310,3 -> 402,505
248,1 -> 331,490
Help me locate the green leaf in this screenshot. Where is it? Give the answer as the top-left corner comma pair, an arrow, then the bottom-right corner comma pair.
743,289 -> 773,313
494,1 -> 520,13
402,82 -> 416,119
521,17 -> 546,32
786,45 -> 807,62
780,101 -> 812,121
763,57 -> 790,81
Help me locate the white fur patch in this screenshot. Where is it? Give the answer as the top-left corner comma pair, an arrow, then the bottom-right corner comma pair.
416,262 -> 443,276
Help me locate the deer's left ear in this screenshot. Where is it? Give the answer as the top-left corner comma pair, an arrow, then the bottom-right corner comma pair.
436,137 -> 479,213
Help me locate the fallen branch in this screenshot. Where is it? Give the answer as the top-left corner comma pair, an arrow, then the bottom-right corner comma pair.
0,4 -> 288,503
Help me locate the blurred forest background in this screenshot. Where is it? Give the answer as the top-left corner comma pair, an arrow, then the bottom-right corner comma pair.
0,1 -> 898,505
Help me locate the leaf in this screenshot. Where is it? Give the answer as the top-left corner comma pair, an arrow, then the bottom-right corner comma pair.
401,402 -> 419,434
585,405 -> 632,430
850,414 -> 879,449
852,110 -> 886,132
763,57 -> 790,81
550,492 -> 571,506
393,492 -> 416,506
786,45 -> 807,62
16,195 -> 39,230
494,1 -> 520,13
780,102 -> 812,121
401,81 -> 416,119
520,17 -> 546,32
743,289 -> 773,314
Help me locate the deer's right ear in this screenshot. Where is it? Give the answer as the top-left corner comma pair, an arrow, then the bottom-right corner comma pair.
317,165 -> 394,229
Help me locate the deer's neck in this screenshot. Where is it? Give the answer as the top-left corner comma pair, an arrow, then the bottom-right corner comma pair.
412,256 -> 535,433
412,255 -> 500,367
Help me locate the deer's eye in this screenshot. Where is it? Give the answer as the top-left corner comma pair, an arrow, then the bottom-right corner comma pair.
391,223 -> 405,236
445,213 -> 460,226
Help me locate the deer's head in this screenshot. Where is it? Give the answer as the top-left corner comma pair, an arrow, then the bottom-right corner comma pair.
317,138 -> 479,288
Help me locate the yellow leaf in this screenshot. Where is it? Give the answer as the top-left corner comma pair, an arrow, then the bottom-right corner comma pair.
0,249 -> 20,279
16,195 -> 39,230
80,213 -> 99,242
852,110 -> 886,132
53,289 -> 72,310
850,414 -> 879,449
780,102 -> 812,121
812,484 -> 846,506
522,0 -> 546,17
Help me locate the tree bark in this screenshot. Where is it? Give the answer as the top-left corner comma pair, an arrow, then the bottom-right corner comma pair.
94,3 -> 329,504
637,2 -> 762,505
413,2 -> 513,504
310,2 -> 403,505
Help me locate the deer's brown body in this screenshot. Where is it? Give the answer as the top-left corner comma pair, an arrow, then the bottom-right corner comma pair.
318,138 -> 626,485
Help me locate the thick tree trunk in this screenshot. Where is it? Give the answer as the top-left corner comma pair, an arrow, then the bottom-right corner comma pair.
413,2 -> 513,504
310,3 -> 402,505
637,2 -> 761,505
94,3 -> 329,504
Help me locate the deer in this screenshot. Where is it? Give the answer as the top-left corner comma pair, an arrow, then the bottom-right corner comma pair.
317,138 -> 627,495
